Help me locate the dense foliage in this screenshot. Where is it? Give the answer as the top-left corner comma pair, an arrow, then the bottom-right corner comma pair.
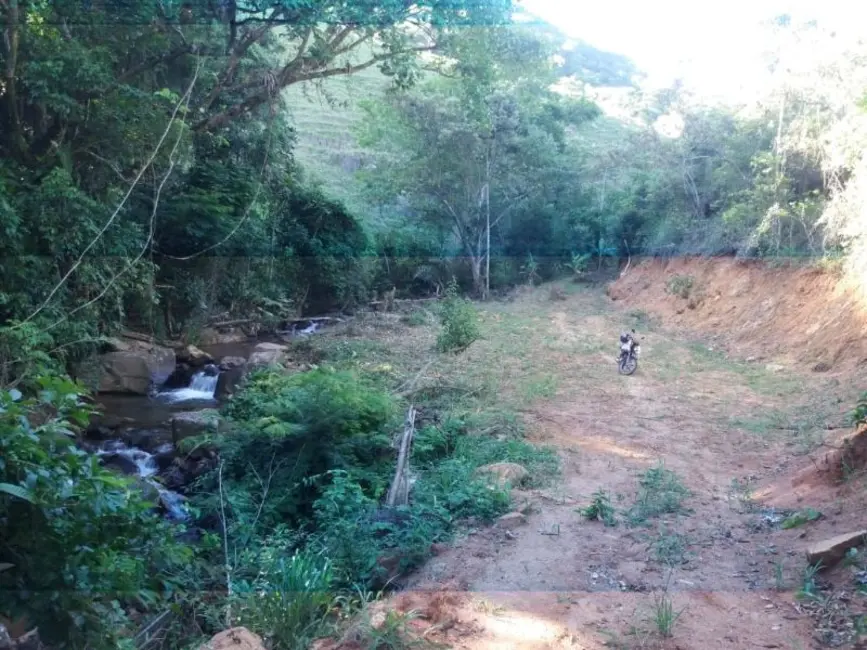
3,3 -> 867,648
0,0 -> 513,380
0,379 -> 191,649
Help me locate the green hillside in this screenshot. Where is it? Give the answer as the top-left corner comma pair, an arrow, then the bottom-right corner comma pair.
284,66 -> 390,219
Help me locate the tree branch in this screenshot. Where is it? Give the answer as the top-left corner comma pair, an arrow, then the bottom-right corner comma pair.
196,44 -> 436,132
117,44 -> 194,84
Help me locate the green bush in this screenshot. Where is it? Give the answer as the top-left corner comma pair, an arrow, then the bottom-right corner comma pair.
193,367 -> 397,532
665,274 -> 695,299
234,545 -> 336,649
852,391 -> 867,428
436,282 -> 481,353
0,377 -> 191,649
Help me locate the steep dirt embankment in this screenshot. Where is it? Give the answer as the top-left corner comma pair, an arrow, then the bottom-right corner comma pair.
609,256 -> 867,372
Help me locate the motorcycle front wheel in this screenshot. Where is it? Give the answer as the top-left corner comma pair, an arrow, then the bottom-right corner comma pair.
618,354 -> 638,376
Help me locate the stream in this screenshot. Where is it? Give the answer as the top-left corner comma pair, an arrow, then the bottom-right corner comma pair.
84,322 -> 327,525
91,369 -> 224,524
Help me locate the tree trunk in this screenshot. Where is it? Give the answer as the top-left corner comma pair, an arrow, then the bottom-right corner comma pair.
470,255 -> 484,297
484,182 -> 491,300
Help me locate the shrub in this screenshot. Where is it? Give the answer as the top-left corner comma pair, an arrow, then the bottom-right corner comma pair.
566,253 -> 591,281
665,274 -> 695,299
436,281 -> 480,353
852,391 -> 867,428
234,545 -> 336,649
193,367 -> 397,533
0,377 -> 191,649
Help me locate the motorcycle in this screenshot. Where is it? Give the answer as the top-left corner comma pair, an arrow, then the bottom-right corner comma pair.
617,329 -> 640,376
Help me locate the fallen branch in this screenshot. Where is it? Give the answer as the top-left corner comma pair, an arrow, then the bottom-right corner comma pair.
119,329 -> 159,344
285,316 -> 345,323
208,318 -> 255,328
386,406 -> 417,508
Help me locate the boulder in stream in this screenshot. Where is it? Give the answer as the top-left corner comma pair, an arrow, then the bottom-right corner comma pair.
172,409 -> 222,444
95,341 -> 176,395
218,356 -> 247,370
177,344 -> 214,367
246,342 -> 288,368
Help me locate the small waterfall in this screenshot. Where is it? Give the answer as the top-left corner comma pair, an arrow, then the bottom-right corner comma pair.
159,366 -> 219,403
97,442 -> 158,477
96,441 -> 190,522
156,486 -> 189,522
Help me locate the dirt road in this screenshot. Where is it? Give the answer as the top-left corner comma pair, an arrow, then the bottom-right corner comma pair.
384,286 -> 864,649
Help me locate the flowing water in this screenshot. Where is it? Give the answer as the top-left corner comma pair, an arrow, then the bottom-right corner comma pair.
90,323 -> 329,524
95,440 -> 190,521
158,369 -> 219,403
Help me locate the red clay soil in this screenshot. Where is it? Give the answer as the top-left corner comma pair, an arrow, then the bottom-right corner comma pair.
318,268 -> 867,650
608,256 -> 867,373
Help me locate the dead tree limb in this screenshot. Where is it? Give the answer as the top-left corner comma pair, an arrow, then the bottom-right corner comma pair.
386,406 -> 417,508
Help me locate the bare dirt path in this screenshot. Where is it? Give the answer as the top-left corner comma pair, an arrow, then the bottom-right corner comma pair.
382,285 -> 863,650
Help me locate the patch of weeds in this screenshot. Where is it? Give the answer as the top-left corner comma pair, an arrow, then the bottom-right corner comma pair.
728,477 -> 757,512
580,489 -> 618,527
324,339 -> 392,364
651,526 -> 690,566
436,282 -> 481,353
350,608 -> 440,650
773,560 -> 787,591
627,309 -> 659,331
852,391 -> 867,428
452,431 -> 560,489
797,561 -> 824,601
402,310 -> 430,327
665,274 -> 695,299
234,548 -> 336,649
649,588 -> 684,639
627,463 -> 691,526
474,598 -> 506,616
522,373 -> 558,401
812,255 -> 845,276
781,508 -> 822,529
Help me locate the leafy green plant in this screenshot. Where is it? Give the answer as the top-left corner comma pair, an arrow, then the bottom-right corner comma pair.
235,548 -> 337,649
651,592 -> 684,638
0,378 -> 192,649
520,253 -> 541,286
627,463 -> 691,526
782,508 -> 822,529
196,367 -> 397,534
852,392 -> 867,428
580,489 -> 617,527
652,526 -> 690,566
436,281 -> 480,353
665,274 -> 695,299
565,253 -> 591,281
797,561 -> 824,600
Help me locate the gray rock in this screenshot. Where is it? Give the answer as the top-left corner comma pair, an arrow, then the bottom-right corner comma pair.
171,409 -> 221,444
178,345 -> 214,367
218,356 -> 247,370
246,342 -> 288,368
495,512 -> 527,529
96,342 -> 175,395
807,530 -> 867,568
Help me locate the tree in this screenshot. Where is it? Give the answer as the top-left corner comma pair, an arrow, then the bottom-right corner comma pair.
358,28 -> 598,295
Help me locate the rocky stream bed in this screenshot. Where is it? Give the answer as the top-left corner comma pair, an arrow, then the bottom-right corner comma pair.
76,319 -> 329,526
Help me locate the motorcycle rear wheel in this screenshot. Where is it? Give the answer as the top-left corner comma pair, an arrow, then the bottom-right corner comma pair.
618,355 -> 638,376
